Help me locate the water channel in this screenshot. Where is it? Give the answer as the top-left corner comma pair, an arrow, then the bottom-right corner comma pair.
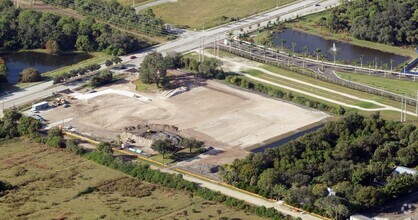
272,29 -> 409,68
251,124 -> 324,153
1,52 -> 92,83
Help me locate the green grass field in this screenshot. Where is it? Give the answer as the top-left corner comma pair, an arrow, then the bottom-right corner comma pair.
152,0 -> 296,29
0,139 -> 265,220
337,72 -> 418,99
285,10 -> 417,59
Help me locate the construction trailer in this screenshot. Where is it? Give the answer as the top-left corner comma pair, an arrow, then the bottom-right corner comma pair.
31,101 -> 49,111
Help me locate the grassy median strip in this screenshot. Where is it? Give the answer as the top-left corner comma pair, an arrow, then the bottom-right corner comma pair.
244,69 -> 382,109
336,71 -> 418,98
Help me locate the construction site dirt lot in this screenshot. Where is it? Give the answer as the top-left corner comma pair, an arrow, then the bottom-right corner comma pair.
40,78 -> 329,165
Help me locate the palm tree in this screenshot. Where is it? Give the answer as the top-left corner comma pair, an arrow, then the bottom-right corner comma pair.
359,55 -> 364,67
314,48 -> 321,60
352,61 -> 358,73
291,42 -> 296,53
302,46 -> 308,57
280,38 -> 286,50
320,54 -> 325,70
330,50 -> 338,65
390,59 -> 394,72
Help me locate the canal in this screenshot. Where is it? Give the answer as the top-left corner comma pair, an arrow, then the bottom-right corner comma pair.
1,52 -> 92,83
251,124 -> 324,153
272,29 -> 409,67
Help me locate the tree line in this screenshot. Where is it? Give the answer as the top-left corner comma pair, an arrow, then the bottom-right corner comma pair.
0,108 -> 294,220
0,0 -> 140,55
140,52 -> 226,88
0,57 -> 7,83
221,112 -> 418,219
40,0 -> 167,37
325,0 -> 418,46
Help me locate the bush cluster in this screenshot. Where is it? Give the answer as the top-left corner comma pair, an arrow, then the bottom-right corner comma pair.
53,64 -> 101,84
89,70 -> 113,87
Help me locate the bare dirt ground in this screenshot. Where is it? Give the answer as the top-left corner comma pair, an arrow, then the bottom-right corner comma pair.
40,77 -> 328,165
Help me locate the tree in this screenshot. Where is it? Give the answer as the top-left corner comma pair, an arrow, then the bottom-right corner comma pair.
302,46 -> 308,57
97,142 -> 113,154
89,70 -> 113,87
181,137 -> 204,153
140,51 -> 168,87
384,174 -> 418,199
359,55 -> 364,67
19,68 -> 42,83
354,186 -> 383,208
314,48 -> 321,60
397,146 -> 418,167
46,127 -> 63,148
151,139 -> 176,160
17,116 -> 41,138
164,52 -> 183,69
76,35 -> 94,52
257,168 -> 279,195
279,38 -> 286,50
105,59 -> 113,67
291,42 -> 296,53
66,139 -> 85,155
314,196 -> 349,219
0,63 -> 8,83
217,209 -> 222,220
45,39 -> 60,54
112,57 -> 122,64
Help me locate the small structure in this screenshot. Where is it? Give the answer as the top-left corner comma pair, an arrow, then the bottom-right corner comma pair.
327,187 -> 336,196
350,215 -> 372,220
31,101 -> 49,111
393,166 -> 418,175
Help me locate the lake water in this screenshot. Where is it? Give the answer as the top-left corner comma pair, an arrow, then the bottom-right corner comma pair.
251,124 -> 324,153
272,29 -> 409,67
1,52 -> 92,83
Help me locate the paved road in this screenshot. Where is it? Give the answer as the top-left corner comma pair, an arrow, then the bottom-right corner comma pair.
134,0 -> 177,12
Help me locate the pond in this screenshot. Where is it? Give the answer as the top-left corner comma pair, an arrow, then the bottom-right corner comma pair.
1,52 -> 92,83
272,29 -> 409,68
251,124 -> 324,153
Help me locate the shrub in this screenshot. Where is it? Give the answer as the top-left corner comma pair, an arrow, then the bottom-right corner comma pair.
19,68 -> 42,83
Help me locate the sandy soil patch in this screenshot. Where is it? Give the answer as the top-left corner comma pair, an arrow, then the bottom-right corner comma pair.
41,79 -> 328,164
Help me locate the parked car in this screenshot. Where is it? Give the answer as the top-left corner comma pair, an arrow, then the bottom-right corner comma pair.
130,55 -> 137,59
